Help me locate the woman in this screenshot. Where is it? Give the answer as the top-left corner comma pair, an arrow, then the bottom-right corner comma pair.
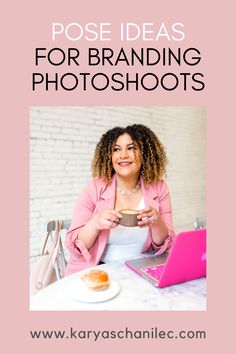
65,124 -> 175,275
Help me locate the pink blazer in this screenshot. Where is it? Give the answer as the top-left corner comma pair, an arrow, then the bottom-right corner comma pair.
65,175 -> 175,275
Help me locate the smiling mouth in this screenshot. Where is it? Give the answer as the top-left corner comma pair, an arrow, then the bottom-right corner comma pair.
118,161 -> 133,166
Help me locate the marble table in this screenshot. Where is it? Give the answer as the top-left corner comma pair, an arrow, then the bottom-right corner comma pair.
30,259 -> 206,311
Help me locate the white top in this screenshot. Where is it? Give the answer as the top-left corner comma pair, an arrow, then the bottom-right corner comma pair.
101,198 -> 148,262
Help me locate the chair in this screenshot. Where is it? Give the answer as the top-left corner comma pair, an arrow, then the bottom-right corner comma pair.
47,219 -> 71,233
193,217 -> 206,230
46,219 -> 71,281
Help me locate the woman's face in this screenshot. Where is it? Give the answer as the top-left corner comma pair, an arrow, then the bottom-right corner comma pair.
112,133 -> 142,179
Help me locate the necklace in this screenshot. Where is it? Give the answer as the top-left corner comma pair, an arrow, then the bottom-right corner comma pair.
116,181 -> 141,196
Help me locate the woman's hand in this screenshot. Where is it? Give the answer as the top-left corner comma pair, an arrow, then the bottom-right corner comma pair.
96,209 -> 122,230
137,206 -> 160,227
137,206 -> 169,246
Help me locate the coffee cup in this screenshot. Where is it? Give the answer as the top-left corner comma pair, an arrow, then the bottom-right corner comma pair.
119,209 -> 140,227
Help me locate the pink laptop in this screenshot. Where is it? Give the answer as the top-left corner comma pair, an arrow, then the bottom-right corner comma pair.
125,228 -> 206,288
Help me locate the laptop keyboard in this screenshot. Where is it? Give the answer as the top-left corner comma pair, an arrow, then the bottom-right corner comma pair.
141,264 -> 165,280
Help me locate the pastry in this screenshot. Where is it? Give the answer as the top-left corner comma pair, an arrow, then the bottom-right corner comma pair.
81,269 -> 110,291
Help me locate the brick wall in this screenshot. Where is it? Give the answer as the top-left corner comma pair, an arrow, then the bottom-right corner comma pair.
30,106 -> 206,267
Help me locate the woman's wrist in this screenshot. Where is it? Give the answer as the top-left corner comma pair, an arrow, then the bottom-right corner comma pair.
151,216 -> 168,245
92,213 -> 102,231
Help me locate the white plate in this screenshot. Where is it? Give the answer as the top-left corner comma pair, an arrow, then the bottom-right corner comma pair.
68,278 -> 120,303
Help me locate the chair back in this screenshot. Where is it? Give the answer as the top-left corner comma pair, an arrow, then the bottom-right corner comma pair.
47,219 -> 71,233
47,219 -> 71,280
193,217 -> 206,230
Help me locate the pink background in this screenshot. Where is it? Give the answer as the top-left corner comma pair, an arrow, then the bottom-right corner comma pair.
2,0 -> 235,353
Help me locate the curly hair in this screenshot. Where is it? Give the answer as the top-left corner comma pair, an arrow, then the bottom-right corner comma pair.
91,124 -> 168,184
